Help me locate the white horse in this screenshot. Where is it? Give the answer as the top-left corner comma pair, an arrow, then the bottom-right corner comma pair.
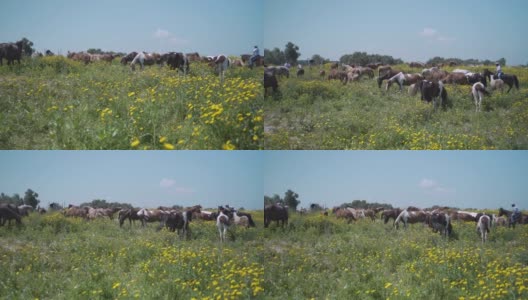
477,214 -> 491,243
471,82 -> 489,112
216,210 -> 231,242
489,74 -> 504,92
233,211 -> 249,228
130,52 -> 159,71
207,55 -> 231,80
385,72 -> 423,91
452,69 -> 470,74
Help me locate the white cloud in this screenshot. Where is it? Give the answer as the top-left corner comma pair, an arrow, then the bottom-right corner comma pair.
419,178 -> 436,189
160,178 -> 176,188
153,28 -> 189,46
419,27 -> 454,43
154,28 -> 170,39
420,27 -> 437,37
419,178 -> 453,193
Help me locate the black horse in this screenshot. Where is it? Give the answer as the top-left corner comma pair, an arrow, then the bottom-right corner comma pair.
161,52 -> 189,74
0,204 -> 23,227
483,69 -> 519,93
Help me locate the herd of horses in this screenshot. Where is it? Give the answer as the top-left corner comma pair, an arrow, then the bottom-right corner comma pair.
265,204 -> 527,243
264,61 -> 520,112
0,203 -> 257,243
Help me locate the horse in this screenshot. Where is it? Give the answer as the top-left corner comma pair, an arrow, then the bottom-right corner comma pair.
162,52 -> 189,74
157,205 -> 201,239
409,62 -> 425,68
485,71 -> 504,92
17,204 -> 33,216
120,52 -> 137,65
394,209 -> 427,229
264,70 -> 279,97
264,204 -> 288,228
483,69 -> 518,92
422,68 -> 448,82
240,54 -> 263,68
492,214 -> 507,227
3,40 -> 24,65
452,211 -> 478,222
476,214 -> 491,243
0,204 -> 22,226
118,208 -> 141,227
471,82 -> 489,112
186,52 -> 201,62
381,208 -> 402,224
419,80 -> 448,110
498,207 -> 524,228
204,55 -> 231,80
216,207 -> 232,242
333,207 -> 356,224
137,208 -> 163,226
297,68 -> 305,77
266,66 -> 290,78
63,205 -> 89,219
385,72 -> 423,91
377,66 -> 402,88
130,52 -> 161,71
195,210 -> 218,221
429,212 -> 453,237
327,69 -> 348,84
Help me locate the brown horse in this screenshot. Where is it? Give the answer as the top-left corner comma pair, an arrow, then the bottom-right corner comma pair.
333,207 -> 356,224
118,208 -> 141,227
381,208 -> 402,224
394,210 -> 428,229
0,204 -> 23,226
264,204 -> 288,228
483,69 -> 519,93
377,66 -> 402,88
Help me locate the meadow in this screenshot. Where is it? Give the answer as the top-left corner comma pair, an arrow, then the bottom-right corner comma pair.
0,211 -> 265,299
264,64 -> 528,149
263,212 -> 528,299
0,57 -> 263,149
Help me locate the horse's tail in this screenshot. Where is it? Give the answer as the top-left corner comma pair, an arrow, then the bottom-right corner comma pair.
514,75 -> 519,89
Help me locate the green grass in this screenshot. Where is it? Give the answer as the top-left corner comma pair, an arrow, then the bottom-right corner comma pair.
264,64 -> 528,149
0,211 -> 265,299
264,212 -> 528,299
0,56 -> 263,149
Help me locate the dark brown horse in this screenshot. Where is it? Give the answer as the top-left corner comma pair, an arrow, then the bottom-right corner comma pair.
0,204 -> 23,226
498,207 -> 526,228
2,41 -> 24,65
162,52 -> 189,73
264,70 -> 279,97
264,204 -> 288,228
377,66 -> 402,88
381,208 -> 402,224
118,208 -> 141,227
333,207 -> 356,224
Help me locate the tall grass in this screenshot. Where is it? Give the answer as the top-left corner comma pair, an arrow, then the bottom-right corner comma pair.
0,57 -> 263,149
264,64 -> 528,149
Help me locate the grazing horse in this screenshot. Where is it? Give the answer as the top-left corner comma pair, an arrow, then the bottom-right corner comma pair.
63,205 -> 89,219
333,207 -> 357,224
429,213 -> 453,237
204,55 -> 231,80
476,214 -> 491,243
483,69 -> 518,92
266,66 -> 290,78
137,208 -> 163,226
327,69 -> 348,84
377,66 -> 402,88
394,210 -> 427,229
186,52 -> 201,62
386,72 -> 423,91
498,207 -> 524,228
0,204 -> 22,226
422,68 -> 448,82
162,52 -> 189,74
120,52 -> 138,65
264,204 -> 288,228
381,208 -> 402,224
319,70 -> 326,77
158,205 -> 201,239
471,82 -> 489,112
419,80 -> 448,110
130,52 -> 161,71
118,208 -> 141,227
297,68 -> 305,77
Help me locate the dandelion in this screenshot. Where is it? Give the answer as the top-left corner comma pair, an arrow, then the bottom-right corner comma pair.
159,136 -> 167,143
131,137 -> 140,147
222,140 -> 236,150
163,143 -> 175,150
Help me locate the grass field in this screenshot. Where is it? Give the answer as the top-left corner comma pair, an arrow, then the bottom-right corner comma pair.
0,57 -> 263,149
264,212 -> 528,299
0,211 -> 265,299
264,64 -> 528,149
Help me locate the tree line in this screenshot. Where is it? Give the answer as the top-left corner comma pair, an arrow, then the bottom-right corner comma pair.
264,42 -> 517,66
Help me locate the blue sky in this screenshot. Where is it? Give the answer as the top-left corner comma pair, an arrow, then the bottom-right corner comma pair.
264,0 -> 528,65
0,151 -> 263,210
264,151 -> 528,210
0,0 -> 263,56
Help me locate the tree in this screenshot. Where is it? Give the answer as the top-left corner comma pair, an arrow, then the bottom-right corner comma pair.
284,42 -> 301,64
310,203 -> 324,211
87,48 -> 104,54
24,189 -> 40,209
264,194 -> 282,206
283,189 -> 300,210
264,47 -> 285,65
310,54 -> 328,65
497,57 -> 506,66
19,38 -> 34,56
